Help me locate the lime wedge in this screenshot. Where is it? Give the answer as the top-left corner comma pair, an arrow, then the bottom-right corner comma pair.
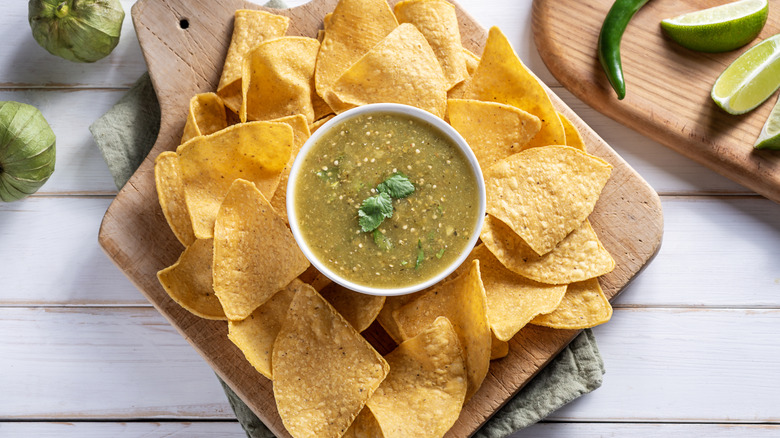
754,94 -> 780,149
711,33 -> 780,115
661,0 -> 768,53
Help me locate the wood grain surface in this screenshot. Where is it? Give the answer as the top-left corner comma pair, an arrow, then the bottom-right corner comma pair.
98,0 -> 663,436
533,0 -> 780,204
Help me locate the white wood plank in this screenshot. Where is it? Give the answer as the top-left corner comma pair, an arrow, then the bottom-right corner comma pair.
0,89 -> 127,195
549,308 -> 780,422
2,307 -> 779,422
0,197 -> 150,306
614,196 -> 780,308
0,1 -> 146,88
551,86 -> 750,195
0,308 -> 235,419
2,422 -> 778,437
4,196 -> 779,308
0,422 -> 245,437
512,423 -> 780,437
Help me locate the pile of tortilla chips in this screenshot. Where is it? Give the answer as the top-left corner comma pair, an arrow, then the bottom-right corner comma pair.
153,0 -> 617,437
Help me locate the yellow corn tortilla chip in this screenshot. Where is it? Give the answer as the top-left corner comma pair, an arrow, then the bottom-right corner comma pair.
154,151 -> 196,246
156,238 -> 225,320
481,215 -> 615,285
181,93 -> 228,144
320,282 -> 386,332
377,292 -> 422,344
177,121 -> 292,239
484,145 -> 612,255
463,48 -> 480,74
213,179 -> 309,320
456,244 -> 567,341
559,111 -> 586,152
393,260 -> 490,400
227,279 -> 303,379
297,265 -> 334,291
272,284 -> 389,438
241,37 -> 320,124
491,333 -> 508,360
343,407 -> 384,438
315,0 -> 398,108
531,278 -> 613,329
448,98 -> 541,169
447,48 -> 480,100
464,27 -> 565,148
394,0 -> 468,90
310,114 -> 335,133
368,316 -> 467,438
217,10 -> 290,113
326,23 -> 447,118
267,114 -> 311,223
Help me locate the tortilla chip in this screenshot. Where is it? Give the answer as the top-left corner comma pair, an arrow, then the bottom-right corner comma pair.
394,0 -> 467,90
491,333 -> 508,360
343,407 -> 385,438
213,179 -> 309,320
181,93 -> 228,144
326,23 -> 447,118
484,145 -> 612,255
393,260 -> 490,400
272,284 -> 389,438
456,244 -> 567,340
156,238 -> 225,320
368,316 -> 467,438
320,282 -> 386,332
559,112 -> 586,152
531,278 -> 613,329
310,114 -> 335,133
315,0 -> 398,108
377,292 -> 422,344
463,48 -> 480,74
217,10 -> 290,113
464,26 -> 565,148
481,215 -> 615,285
227,279 -> 303,379
448,99 -> 541,169
241,37 -> 320,124
154,151 -> 196,246
267,114 -> 311,223
447,48 -> 480,100
177,121 -> 292,239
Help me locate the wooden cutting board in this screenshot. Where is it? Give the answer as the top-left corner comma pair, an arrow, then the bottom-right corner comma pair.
98,0 -> 663,436
533,0 -> 780,203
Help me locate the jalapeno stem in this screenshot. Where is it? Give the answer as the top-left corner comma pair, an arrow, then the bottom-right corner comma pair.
597,0 -> 650,100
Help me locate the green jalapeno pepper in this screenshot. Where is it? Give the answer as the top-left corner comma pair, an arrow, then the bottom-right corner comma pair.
597,0 -> 651,100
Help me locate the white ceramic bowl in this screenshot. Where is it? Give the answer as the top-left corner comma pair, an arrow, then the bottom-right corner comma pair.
287,103 -> 486,296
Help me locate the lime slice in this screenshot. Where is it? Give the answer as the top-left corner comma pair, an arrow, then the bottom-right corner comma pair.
711,33 -> 780,115
754,94 -> 780,149
661,0 -> 768,53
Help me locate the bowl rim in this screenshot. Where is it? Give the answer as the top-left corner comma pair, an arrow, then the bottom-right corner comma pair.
286,103 -> 486,297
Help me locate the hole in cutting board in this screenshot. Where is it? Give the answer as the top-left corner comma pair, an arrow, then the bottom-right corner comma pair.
179,18 -> 189,29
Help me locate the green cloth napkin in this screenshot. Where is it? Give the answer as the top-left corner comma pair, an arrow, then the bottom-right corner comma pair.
90,3 -> 605,433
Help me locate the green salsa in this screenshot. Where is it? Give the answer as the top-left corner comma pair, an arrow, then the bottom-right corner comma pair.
294,112 -> 480,289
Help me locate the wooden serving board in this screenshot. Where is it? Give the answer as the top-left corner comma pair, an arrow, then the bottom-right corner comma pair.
98,0 -> 663,436
533,0 -> 780,203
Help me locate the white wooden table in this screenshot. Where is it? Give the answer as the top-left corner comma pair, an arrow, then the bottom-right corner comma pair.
1,1 -> 779,436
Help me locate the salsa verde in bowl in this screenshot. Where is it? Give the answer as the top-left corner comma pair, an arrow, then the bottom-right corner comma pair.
287,103 -> 485,296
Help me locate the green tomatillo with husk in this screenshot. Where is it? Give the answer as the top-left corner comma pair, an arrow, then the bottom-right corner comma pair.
29,0 -> 125,63
0,102 -> 56,202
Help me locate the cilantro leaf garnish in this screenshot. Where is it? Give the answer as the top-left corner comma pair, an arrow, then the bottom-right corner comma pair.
373,229 -> 393,251
358,192 -> 393,232
377,173 -> 415,199
415,239 -> 424,269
